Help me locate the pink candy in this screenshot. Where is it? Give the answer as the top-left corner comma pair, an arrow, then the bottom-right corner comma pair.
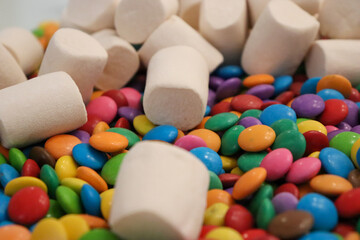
260,148 -> 293,181
86,96 -> 117,124
119,87 -> 142,110
285,157 -> 322,184
174,135 -> 207,151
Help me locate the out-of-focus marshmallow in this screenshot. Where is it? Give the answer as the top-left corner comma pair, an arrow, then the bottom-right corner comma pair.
0,27 -> 44,75
115,0 -> 179,44
0,72 -> 87,148
138,15 -> 223,72
143,46 -> 209,131
39,28 -> 108,103
306,40 -> 360,85
242,0 -> 319,76
199,0 -> 247,65
109,141 -> 209,240
178,0 -> 203,30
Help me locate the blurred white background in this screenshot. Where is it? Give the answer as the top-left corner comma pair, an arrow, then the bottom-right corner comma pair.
0,0 -> 68,30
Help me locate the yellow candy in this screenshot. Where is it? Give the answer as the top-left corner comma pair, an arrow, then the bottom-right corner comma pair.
203,202 -> 229,226
206,227 -> 243,240
5,176 -> 47,196
55,156 -> 78,181
61,178 -> 88,194
133,115 -> 156,136
230,167 -> 244,176
101,188 -> 114,220
31,218 -> 67,240
351,138 -> 360,168
60,214 -> 90,240
308,151 -> 320,158
238,125 -> 275,152
221,156 -> 238,172
297,120 -> 327,135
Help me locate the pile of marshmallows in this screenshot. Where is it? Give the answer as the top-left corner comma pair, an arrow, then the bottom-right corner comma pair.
0,0 -> 359,239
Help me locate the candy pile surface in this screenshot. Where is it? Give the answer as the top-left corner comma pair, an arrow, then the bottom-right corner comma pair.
0,0 -> 360,240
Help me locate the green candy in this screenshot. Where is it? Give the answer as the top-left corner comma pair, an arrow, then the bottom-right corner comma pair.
101,153 -> 126,185
0,153 -> 6,165
79,229 -> 121,240
220,125 -> 245,156
296,118 -> 310,124
40,164 -> 60,198
46,199 -> 65,218
32,28 -> 44,37
9,148 -> 26,172
249,184 -> 273,215
270,119 -> 298,136
209,171 -> 223,190
205,113 -> 239,131
237,152 -> 267,172
272,130 -> 306,160
56,186 -> 82,214
106,128 -> 140,149
330,131 -> 360,157
239,109 -> 262,120
356,217 -> 360,233
256,198 -> 275,229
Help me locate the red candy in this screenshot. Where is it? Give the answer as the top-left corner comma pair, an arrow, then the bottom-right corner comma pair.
242,229 -> 268,240
303,130 -> 329,155
225,204 -> 254,233
230,94 -> 262,113
21,159 -> 40,177
219,173 -> 241,189
274,91 -> 294,104
289,82 -> 303,96
79,114 -> 103,134
318,99 -> 349,126
199,225 -> 218,238
335,188 -> 360,218
333,223 -> 355,238
102,89 -> 128,108
114,117 -> 131,129
261,101 -> 280,110
210,102 -> 232,116
274,183 -> 300,199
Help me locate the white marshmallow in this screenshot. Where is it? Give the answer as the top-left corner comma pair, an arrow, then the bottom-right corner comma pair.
319,0 -> 360,39
143,46 -> 209,131
306,40 -> 360,85
138,15 -> 223,72
0,72 -> 87,148
0,43 -> 27,90
178,0 -> 203,30
115,0 -> 179,44
109,141 -> 209,240
61,0 -> 119,33
92,29 -> 140,90
0,27 -> 44,75
242,0 -> 319,76
39,28 -> 108,103
199,0 -> 247,65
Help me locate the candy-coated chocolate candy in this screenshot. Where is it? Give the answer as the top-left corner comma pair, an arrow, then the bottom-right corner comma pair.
243,74 -> 274,88
210,76 -> 224,90
60,214 -> 90,240
205,113 -> 239,131
319,99 -> 349,126
4,176 -> 47,196
237,151 -> 267,172
174,135 -> 207,151
29,147 -> 56,168
101,153 -> 126,185
199,225 -> 218,238
81,184 -> 101,217
275,91 -> 294,104
117,106 -> 142,122
204,202 -> 229,226
106,128 -> 140,149
55,156 -> 78,181
352,138 -> 360,168
133,115 -> 156,136
71,130 -> 90,143
300,77 -> 321,95
230,94 -> 263,113
274,183 -> 299,198
9,148 -> 27,172
40,164 -> 59,198
256,198 -> 275,229
0,153 -> 6,165
238,125 -> 276,152
190,147 -> 223,175
260,148 -> 293,181
348,169 -> 360,188
0,225 -> 31,240
216,78 -> 242,101
79,115 -> 103,134
240,109 -> 262,120
272,130 -> 306,159
207,189 -> 234,208
77,167 -> 108,193
220,156 -> 237,172
270,119 -> 298,136
272,192 -> 298,214
46,199 -> 65,218
114,117 -> 130,129
317,88 -> 345,101
303,130 -> 329,156
0,164 -> 20,187
319,147 -> 355,178
232,167 -> 267,200
89,132 -> 128,152
86,96 -> 117,124
142,125 -> 178,143
102,89 -> 128,108
215,65 -> 243,79
44,134 -> 81,160
210,101 -> 232,115
260,104 -> 297,126
343,99 -> 359,127
205,227 -> 243,240
56,186 -> 82,214
299,231 -> 338,240
286,157 -> 321,184
248,184 -> 274,215
333,223 -> 355,238
242,228 -> 268,240
220,125 -> 244,156
273,75 -> 293,96
0,193 -> 10,222
188,129 -> 222,152
330,131 -> 360,157
72,143 -> 108,170
247,84 -> 275,100
79,228 -> 120,240
31,218 -> 67,240
225,204 -> 253,232
316,74 -> 352,98
209,171 -> 223,190
61,178 -> 88,195
92,121 -> 110,135
335,188 -> 360,218
100,188 -> 114,220
21,159 -> 40,177
119,87 -> 141,110
297,120 -> 327,135
79,214 -> 109,229
219,174 -> 240,189
238,116 -> 262,128
310,174 -> 352,196
291,94 -> 325,118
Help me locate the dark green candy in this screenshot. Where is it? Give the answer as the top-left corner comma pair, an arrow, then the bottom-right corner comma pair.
249,184 -> 274,215
101,153 -> 126,185
237,151 -> 267,172
209,171 -> 223,190
106,128 -> 140,149
270,119 -> 298,136
40,164 -> 60,198
9,148 -> 26,172
46,199 -> 65,218
79,228 -> 121,240
220,125 -> 245,156
205,113 -> 239,131
239,109 -> 262,120
256,198 -> 276,229
272,130 -> 306,160
0,153 -> 6,165
56,186 -> 82,214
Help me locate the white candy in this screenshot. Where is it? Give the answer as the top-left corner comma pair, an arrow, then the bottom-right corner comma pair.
143,46 -> 209,131
0,43 -> 27,90
178,0 -> 203,30
319,0 -> 360,39
199,0 -> 247,65
0,27 -> 44,75
0,72 -> 87,148
115,0 -> 179,44
139,15 -> 223,72
242,0 -> 319,76
39,28 -> 108,103
306,40 -> 360,85
92,29 -> 140,90
109,141 -> 209,240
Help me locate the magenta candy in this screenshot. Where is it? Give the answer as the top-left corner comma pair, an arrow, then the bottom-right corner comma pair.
260,148 -> 293,181
246,84 -> 275,100
326,125 -> 339,133
285,157 -> 321,184
86,96 -> 117,124
119,87 -> 142,110
174,135 -> 207,151
272,192 -> 299,214
216,77 -> 242,100
238,117 -> 262,128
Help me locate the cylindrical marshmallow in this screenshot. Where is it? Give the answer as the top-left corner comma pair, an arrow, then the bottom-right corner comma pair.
306,40 -> 360,85
0,71 -> 87,148
92,29 -> 140,90
115,0 -> 179,44
199,0 -> 247,65
0,43 -> 27,90
138,15 -> 223,72
109,141 -> 209,240
143,46 -> 209,131
178,0 -> 203,30
242,0 -> 319,76
61,0 -> 119,33
319,0 -> 360,39
39,28 -> 108,103
0,27 -> 44,75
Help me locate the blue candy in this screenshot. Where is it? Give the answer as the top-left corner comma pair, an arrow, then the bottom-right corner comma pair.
297,193 -> 338,231
204,106 -> 211,116
143,125 -> 178,143
0,193 -> 10,222
215,65 -> 243,79
317,89 -> 345,101
81,184 -> 101,216
190,147 -> 223,175
0,220 -> 14,227
72,143 -> 108,170
319,147 -> 355,178
0,164 -> 20,188
273,75 -> 293,96
300,77 -> 321,95
259,104 -> 297,126
299,231 -> 338,240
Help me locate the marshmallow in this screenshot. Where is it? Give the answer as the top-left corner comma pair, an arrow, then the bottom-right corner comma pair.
109,141 -> 209,240
199,0 -> 247,65
143,46 -> 209,131
92,29 -> 140,90
0,43 -> 27,90
0,27 -> 44,75
39,28 -> 108,103
319,0 -> 360,39
306,40 -> 360,85
242,0 -> 319,76
0,72 -> 87,148
114,0 -> 179,44
138,15 -> 223,72
61,0 -> 119,33
178,0 -> 203,30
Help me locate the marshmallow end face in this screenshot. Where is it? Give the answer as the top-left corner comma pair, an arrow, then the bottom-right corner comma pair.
305,42 -> 327,79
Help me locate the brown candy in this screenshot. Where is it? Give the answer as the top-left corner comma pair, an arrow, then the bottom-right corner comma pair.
268,210 -> 314,239
29,146 -> 56,168
348,169 -> 360,188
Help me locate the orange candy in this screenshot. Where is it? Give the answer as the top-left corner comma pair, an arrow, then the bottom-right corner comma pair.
89,132 -> 128,152
196,116 -> 211,129
0,144 -> 9,159
90,91 -> 105,101
175,129 -> 185,142
207,189 -> 235,208
79,214 -> 109,229
345,232 -> 360,240
238,125 -> 276,152
45,134 -> 82,159
92,121 -> 110,135
232,167 -> 267,200
76,166 -> 108,193
0,225 -> 31,240
188,129 -> 221,152
298,183 -> 314,199
316,74 -> 352,98
309,174 -> 353,196
242,74 -> 275,88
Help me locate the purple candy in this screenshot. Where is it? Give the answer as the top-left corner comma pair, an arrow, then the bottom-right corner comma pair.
118,107 -> 142,122
343,99 -> 359,127
209,76 -> 224,90
208,89 -> 216,107
238,117 -> 262,128
246,84 -> 275,100
337,122 -> 352,131
291,94 -> 325,118
216,77 -> 242,100
272,192 -> 299,214
225,187 -> 233,195
327,129 -> 346,142
351,125 -> 360,134
70,130 -> 90,143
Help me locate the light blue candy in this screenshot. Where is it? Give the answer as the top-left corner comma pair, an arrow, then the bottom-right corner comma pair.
205,105 -> 211,116
72,143 -> 108,170
0,193 -> 10,222
190,147 -> 223,175
215,65 -> 243,79
300,77 -> 321,95
319,147 -> 355,178
81,184 -> 101,216
0,220 -> 14,227
317,89 -> 345,101
259,104 -> 297,126
273,75 -> 293,96
299,231 -> 338,240
0,164 -> 20,188
297,193 -> 338,231
29,223 -> 38,232
143,125 -> 178,143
